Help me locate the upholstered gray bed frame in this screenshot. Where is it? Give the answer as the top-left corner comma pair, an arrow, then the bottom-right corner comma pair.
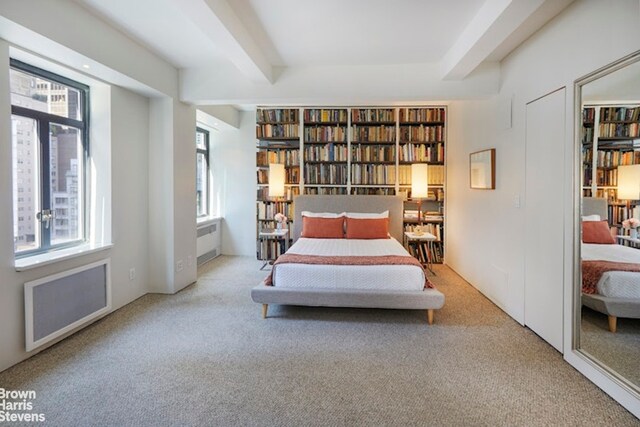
582,197 -> 640,332
251,195 -> 445,324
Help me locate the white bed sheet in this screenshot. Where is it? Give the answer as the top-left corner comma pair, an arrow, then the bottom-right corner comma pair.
582,243 -> 640,299
273,237 -> 425,291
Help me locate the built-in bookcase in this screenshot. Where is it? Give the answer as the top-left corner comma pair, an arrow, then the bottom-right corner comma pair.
256,106 -> 447,263
256,108 -> 299,261
582,104 -> 640,234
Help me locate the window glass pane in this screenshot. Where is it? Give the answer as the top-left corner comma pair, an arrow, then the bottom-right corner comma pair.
196,152 -> 208,216
196,130 -> 207,150
49,123 -> 82,246
12,115 -> 41,253
10,68 -> 82,120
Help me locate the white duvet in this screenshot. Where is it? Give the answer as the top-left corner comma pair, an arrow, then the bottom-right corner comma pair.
273,237 -> 425,291
582,243 -> 640,298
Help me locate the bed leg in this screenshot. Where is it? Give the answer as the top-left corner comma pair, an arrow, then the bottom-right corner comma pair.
262,304 -> 268,319
608,315 -> 617,333
427,309 -> 434,325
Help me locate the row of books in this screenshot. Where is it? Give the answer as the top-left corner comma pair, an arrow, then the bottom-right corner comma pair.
404,223 -> 443,241
399,125 -> 445,142
304,164 -> 348,185
582,107 -> 595,124
256,124 -> 299,139
256,150 -> 299,167
351,109 -> 395,123
399,108 -> 445,123
352,187 -> 396,195
599,122 -> 640,138
351,164 -> 396,185
582,127 -> 594,144
596,168 -> 617,187
256,238 -> 287,261
257,201 -> 293,220
351,145 -> 395,162
397,165 -> 445,185
583,167 -> 593,187
304,109 -> 348,123
399,143 -> 444,163
594,149 -> 640,167
304,187 -> 348,195
304,126 -> 346,142
304,144 -> 348,162
257,186 -> 299,201
257,168 -> 300,185
407,241 -> 443,264
401,187 -> 445,202
599,106 -> 640,122
257,109 -> 298,123
351,125 -> 396,142
608,205 -> 640,227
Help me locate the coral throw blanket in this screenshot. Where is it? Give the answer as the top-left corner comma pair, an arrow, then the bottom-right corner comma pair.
264,254 -> 433,289
582,260 -> 640,294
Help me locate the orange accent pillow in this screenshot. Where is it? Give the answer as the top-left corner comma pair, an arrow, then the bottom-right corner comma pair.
345,217 -> 389,239
301,216 -> 344,238
582,220 -> 615,244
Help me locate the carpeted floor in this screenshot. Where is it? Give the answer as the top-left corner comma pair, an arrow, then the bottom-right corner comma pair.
581,306 -> 640,387
0,256 -> 637,426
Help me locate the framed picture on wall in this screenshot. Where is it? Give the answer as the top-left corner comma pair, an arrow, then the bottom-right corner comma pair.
470,149 -> 496,190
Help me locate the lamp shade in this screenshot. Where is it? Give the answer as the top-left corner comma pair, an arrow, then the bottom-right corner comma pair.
411,163 -> 429,199
269,163 -> 285,198
618,164 -> 640,200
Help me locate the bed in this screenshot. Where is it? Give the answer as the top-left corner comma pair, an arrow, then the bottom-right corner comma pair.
250,195 -> 445,324
582,197 -> 640,332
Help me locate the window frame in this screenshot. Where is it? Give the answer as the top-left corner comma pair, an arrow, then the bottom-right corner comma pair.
196,127 -> 210,219
10,59 -> 90,258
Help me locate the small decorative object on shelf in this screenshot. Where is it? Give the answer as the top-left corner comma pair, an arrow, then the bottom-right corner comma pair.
274,212 -> 288,230
622,218 -> 640,239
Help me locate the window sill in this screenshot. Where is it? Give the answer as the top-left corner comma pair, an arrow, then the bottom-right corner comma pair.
197,216 -> 222,227
15,242 -> 113,272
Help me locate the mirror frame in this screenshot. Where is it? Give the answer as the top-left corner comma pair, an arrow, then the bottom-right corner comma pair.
572,49 -> 640,408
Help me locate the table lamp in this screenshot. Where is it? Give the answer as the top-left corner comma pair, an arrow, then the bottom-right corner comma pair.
617,164 -> 640,231
411,163 -> 429,235
269,163 -> 285,199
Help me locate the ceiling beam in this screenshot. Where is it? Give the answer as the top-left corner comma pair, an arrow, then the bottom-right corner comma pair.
173,0 -> 273,83
441,0 -> 574,80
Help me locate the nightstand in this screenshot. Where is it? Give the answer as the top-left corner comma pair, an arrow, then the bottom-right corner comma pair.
258,228 -> 290,270
404,231 -> 437,275
616,235 -> 640,248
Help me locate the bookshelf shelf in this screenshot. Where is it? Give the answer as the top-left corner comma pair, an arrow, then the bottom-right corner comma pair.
582,104 -> 640,234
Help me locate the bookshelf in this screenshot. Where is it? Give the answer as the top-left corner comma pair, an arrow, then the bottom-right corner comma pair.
582,104 -> 640,235
350,108 -> 397,194
256,106 -> 447,263
303,108 -> 349,195
256,108 -> 300,261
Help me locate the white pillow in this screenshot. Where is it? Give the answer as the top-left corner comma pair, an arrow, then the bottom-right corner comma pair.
346,210 -> 389,219
582,214 -> 601,222
301,211 -> 345,218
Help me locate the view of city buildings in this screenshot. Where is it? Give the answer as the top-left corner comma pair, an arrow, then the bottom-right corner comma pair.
10,68 -> 82,252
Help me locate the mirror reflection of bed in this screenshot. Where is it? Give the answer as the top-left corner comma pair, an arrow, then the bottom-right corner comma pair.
581,180 -> 640,381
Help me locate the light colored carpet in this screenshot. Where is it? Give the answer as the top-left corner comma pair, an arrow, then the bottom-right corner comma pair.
0,256 -> 637,426
581,306 -> 640,387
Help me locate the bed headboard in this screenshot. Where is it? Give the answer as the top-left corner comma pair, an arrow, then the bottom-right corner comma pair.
292,195 -> 404,242
582,197 -> 608,220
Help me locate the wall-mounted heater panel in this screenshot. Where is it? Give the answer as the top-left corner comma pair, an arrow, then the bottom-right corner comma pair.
25,259 -> 111,352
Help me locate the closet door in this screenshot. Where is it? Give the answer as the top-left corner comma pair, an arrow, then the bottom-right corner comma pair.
524,88 -> 565,352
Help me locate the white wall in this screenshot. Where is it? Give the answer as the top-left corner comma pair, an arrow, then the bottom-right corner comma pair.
211,111 -> 256,256
446,0 -> 640,326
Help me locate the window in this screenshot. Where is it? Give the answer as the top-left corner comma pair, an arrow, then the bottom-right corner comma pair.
10,59 -> 89,256
196,127 -> 210,218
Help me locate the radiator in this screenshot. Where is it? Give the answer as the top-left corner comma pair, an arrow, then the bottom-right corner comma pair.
25,259 -> 111,351
197,220 -> 221,266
